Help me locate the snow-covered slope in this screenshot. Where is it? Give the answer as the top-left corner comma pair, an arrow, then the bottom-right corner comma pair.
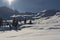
0,28 -> 60,40
34,12 -> 60,29
0,12 -> 60,40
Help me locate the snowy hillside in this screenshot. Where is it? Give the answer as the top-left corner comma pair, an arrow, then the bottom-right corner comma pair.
0,11 -> 60,40
34,12 -> 60,29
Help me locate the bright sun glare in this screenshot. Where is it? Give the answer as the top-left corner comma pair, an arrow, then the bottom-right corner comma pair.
6,0 -> 14,5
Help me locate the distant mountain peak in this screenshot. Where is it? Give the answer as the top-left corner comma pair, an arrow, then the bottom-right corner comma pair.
0,6 -> 17,19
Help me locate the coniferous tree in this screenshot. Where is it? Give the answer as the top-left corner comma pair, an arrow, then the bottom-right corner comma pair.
12,18 -> 19,30
29,20 -> 32,24
24,18 -> 26,24
9,23 -> 12,30
12,18 -> 16,26
0,18 -> 3,28
15,19 -> 18,30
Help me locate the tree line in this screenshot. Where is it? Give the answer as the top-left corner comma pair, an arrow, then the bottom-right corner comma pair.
0,17 -> 32,31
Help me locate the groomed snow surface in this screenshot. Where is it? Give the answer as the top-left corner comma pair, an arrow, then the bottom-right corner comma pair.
0,15 -> 60,40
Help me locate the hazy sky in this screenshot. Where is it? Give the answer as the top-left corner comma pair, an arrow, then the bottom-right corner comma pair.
0,0 -> 60,12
